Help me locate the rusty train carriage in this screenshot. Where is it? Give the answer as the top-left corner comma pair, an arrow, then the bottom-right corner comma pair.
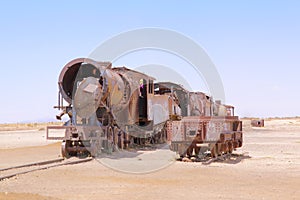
168,116 -> 242,157
47,58 -> 243,158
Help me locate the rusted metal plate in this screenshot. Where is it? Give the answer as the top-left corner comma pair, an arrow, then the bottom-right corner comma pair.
46,125 -> 70,140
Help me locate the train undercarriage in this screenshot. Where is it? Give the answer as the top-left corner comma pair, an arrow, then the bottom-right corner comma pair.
49,116 -> 242,160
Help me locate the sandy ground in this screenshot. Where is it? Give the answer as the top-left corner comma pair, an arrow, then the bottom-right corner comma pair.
0,119 -> 300,200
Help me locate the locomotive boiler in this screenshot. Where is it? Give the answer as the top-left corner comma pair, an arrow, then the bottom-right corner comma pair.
47,58 -> 243,158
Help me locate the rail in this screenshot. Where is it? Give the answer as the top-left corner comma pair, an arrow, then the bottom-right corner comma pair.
0,157 -> 93,181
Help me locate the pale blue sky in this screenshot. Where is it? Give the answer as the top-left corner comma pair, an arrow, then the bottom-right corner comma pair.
0,0 -> 299,123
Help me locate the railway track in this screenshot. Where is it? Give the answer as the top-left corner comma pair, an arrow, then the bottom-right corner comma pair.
0,157 -> 93,181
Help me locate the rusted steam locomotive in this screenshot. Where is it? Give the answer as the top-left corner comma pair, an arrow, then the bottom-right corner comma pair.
47,58 -> 243,158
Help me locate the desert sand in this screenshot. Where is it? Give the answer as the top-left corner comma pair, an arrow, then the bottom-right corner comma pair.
0,118 -> 299,200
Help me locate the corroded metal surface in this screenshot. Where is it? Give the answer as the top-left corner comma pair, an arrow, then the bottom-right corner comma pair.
49,57 -> 243,159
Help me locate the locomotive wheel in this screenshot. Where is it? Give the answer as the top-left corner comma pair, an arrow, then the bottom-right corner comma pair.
217,143 -> 222,156
89,145 -> 97,157
161,129 -> 167,143
194,147 -> 200,156
210,144 -> 218,158
61,141 -> 70,159
90,141 -> 100,157
228,141 -> 233,154
107,126 -> 114,153
238,140 -> 243,147
223,142 -> 229,154
118,131 -> 124,149
107,126 -> 113,141
178,144 -> 186,157
113,126 -> 119,150
124,132 -> 130,149
186,146 -> 193,157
